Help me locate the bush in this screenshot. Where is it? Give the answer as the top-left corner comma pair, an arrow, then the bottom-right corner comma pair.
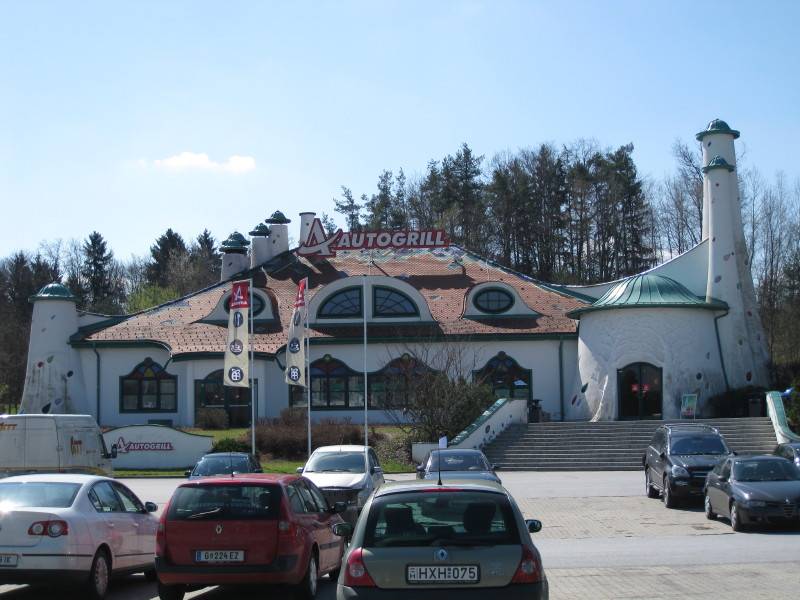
211,437 -> 251,453
195,408 -> 229,430
706,386 -> 766,418
787,380 -> 800,433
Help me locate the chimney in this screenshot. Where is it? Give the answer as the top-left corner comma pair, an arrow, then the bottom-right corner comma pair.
265,211 -> 291,256
249,223 -> 272,267
220,232 -> 251,281
299,212 -> 316,247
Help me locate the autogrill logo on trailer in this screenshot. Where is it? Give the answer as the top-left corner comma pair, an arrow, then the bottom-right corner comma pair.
114,436 -> 174,453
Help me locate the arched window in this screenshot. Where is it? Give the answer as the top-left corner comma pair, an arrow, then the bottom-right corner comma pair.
291,355 -> 364,409
224,293 -> 266,316
194,369 -> 258,428
474,352 -> 531,400
318,287 -> 362,318
373,286 -> 418,318
368,354 -> 431,408
120,358 -> 177,412
473,288 -> 514,314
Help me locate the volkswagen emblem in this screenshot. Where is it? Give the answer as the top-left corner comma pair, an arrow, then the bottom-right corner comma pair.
434,548 -> 448,561
215,524 -> 223,535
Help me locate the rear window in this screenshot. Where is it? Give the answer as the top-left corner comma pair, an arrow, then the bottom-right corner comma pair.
363,491 -> 520,548
192,456 -> 251,476
734,459 -> 800,482
0,482 -> 80,508
167,484 -> 281,520
429,452 -> 490,472
669,434 -> 728,455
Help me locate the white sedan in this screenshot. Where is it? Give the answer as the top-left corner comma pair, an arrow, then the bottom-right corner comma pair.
0,473 -> 159,599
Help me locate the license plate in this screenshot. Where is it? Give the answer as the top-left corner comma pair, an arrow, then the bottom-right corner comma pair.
407,565 -> 479,584
0,554 -> 18,568
195,550 -> 244,563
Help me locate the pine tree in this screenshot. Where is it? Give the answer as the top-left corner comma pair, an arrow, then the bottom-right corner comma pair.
81,231 -> 123,313
147,229 -> 187,287
334,187 -> 362,231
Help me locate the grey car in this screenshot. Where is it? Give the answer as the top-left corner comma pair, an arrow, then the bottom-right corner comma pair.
417,449 -> 501,484
334,479 -> 548,599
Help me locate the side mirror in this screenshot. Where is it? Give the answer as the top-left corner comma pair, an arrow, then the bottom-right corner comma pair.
332,501 -> 347,514
492,464 -> 501,471
526,519 -> 542,533
731,450 -> 738,456
144,501 -> 158,513
253,468 -> 263,473
416,465 -> 424,472
296,466 -> 304,474
332,522 -> 353,538
371,466 -> 383,475
184,470 -> 192,478
110,444 -> 118,459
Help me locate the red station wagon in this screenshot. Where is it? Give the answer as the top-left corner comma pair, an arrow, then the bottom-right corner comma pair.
155,473 -> 348,600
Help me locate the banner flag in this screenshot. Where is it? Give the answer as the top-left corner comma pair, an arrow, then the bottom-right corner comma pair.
285,278 -> 308,387
223,280 -> 250,388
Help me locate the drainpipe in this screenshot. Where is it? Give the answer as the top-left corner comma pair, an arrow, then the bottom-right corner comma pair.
558,335 -> 565,421
713,309 -> 731,392
92,343 -> 101,425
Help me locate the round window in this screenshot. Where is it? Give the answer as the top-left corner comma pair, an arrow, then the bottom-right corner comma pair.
473,289 -> 513,314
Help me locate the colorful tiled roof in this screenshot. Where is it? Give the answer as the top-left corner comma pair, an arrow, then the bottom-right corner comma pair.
77,246 -> 586,357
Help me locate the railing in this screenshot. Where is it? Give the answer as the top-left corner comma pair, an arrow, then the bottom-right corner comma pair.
449,398 -> 528,450
766,390 -> 800,443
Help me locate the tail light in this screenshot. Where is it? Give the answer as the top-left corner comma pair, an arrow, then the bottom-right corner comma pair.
28,520 -> 69,538
343,547 -> 376,588
511,545 -> 542,584
156,507 -> 169,558
278,498 -> 296,542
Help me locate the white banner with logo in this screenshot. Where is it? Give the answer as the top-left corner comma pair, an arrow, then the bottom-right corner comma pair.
103,425 -> 212,469
285,278 -> 308,387
224,280 -> 250,387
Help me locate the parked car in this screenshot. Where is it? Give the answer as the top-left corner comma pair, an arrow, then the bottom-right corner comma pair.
298,445 -> 385,522
0,414 -> 116,478
643,423 -> 732,508
416,448 -> 501,483
0,473 -> 158,599
335,479 -> 548,599
704,455 -> 800,531
155,473 -> 348,600
773,442 -> 800,470
185,452 -> 262,479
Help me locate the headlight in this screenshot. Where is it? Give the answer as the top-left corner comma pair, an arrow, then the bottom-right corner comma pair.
671,465 -> 690,478
745,499 -> 766,508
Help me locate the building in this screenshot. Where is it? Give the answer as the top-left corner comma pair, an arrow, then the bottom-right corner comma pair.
19,119 -> 770,426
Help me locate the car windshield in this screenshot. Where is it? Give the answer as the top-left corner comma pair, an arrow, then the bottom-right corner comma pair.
429,452 -> 489,472
168,484 -> 281,520
305,451 -> 366,473
0,482 -> 81,509
733,460 -> 800,482
193,456 -> 251,476
363,491 -> 520,548
669,435 -> 728,455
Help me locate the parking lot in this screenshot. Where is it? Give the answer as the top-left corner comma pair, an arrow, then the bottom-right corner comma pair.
1,471 -> 798,599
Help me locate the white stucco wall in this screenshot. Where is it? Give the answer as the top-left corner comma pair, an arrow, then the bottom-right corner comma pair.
567,307 -> 726,421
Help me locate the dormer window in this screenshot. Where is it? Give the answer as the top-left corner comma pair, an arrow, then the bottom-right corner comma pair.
473,288 -> 514,314
318,287 -> 362,318
224,293 -> 266,316
373,286 -> 418,318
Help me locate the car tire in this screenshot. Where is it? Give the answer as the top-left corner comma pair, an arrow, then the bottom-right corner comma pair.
704,495 -> 716,520
662,476 -> 676,508
730,502 -> 745,532
295,552 -> 318,599
84,548 -> 111,600
157,582 -> 186,600
645,468 -> 659,498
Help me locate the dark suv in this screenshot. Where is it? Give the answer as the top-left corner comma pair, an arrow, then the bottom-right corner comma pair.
643,424 -> 732,508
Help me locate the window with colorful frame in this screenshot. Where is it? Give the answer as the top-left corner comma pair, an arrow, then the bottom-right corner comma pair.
194,369 -> 258,428
317,287 -> 362,319
473,352 -> 531,400
372,286 -> 418,318
120,358 -> 177,412
368,354 -> 431,408
290,355 -> 364,409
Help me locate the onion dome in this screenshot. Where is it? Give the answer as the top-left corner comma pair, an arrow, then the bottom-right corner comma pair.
248,223 -> 271,237
702,155 -> 735,173
265,211 -> 291,224
29,282 -> 77,303
220,231 -> 251,253
696,119 -> 740,141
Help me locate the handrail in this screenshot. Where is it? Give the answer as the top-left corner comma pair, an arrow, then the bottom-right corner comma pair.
766,391 -> 800,443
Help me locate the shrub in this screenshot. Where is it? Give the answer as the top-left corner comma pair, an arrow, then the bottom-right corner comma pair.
787,379 -> 800,433
211,437 -> 251,453
195,408 -> 229,430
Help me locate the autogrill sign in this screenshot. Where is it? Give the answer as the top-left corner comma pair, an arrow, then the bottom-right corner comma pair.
114,437 -> 174,453
298,218 -> 449,257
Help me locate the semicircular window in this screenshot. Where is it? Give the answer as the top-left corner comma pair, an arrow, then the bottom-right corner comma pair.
373,286 -> 418,318
224,293 -> 266,317
473,288 -> 514,314
318,287 -> 362,318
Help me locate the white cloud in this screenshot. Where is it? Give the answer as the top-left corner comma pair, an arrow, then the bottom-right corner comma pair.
147,152 -> 256,173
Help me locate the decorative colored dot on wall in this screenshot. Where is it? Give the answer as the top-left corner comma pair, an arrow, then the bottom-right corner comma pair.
706,352 -> 711,360
581,383 -> 589,393
746,371 -> 752,382
715,183 -> 720,187
42,403 -> 51,414
714,276 -> 722,283
37,361 -> 43,368
747,310 -> 752,316
696,373 -> 702,380
50,315 -> 56,320
46,356 -> 54,363
571,395 -> 577,405
67,371 -> 73,377
738,340 -> 743,346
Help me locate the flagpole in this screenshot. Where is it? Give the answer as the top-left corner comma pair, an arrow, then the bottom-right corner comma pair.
249,278 -> 256,455
362,273 -> 368,457
306,286 -> 311,459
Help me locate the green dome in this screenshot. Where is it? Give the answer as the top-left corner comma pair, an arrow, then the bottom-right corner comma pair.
696,119 -> 740,141
248,223 -> 271,237
220,231 -> 251,252
567,274 -> 727,319
702,155 -> 735,173
265,211 -> 291,224
30,282 -> 77,303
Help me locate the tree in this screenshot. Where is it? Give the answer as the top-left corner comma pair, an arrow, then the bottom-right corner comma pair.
320,213 -> 338,235
334,187 -> 362,231
147,228 -> 187,287
81,231 -> 124,313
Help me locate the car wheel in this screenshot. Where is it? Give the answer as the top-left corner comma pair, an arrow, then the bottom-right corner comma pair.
730,502 -> 745,532
157,582 -> 186,600
84,549 -> 110,600
704,495 -> 717,520
645,468 -> 659,498
296,552 -> 318,599
662,476 -> 676,508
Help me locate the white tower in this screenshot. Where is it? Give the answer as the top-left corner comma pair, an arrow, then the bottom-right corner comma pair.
299,212 -> 316,246
219,232 -> 251,281
249,223 -> 272,267
19,283 -> 89,415
265,211 -> 291,256
698,119 -> 770,389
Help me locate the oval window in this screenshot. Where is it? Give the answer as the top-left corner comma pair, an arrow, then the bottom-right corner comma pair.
473,289 -> 513,314
225,293 -> 266,316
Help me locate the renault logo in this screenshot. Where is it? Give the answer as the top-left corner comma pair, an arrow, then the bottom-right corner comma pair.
215,524 -> 223,535
434,548 -> 448,561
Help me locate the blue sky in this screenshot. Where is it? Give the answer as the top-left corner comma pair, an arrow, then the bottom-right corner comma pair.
2,1 -> 798,259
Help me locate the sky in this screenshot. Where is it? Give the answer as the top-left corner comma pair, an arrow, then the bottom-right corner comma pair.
2,1 -> 799,260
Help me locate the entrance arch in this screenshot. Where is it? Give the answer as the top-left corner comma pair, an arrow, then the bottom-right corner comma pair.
617,363 -> 662,420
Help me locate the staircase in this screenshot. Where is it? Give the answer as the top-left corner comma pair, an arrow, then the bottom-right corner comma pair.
483,417 -> 778,471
